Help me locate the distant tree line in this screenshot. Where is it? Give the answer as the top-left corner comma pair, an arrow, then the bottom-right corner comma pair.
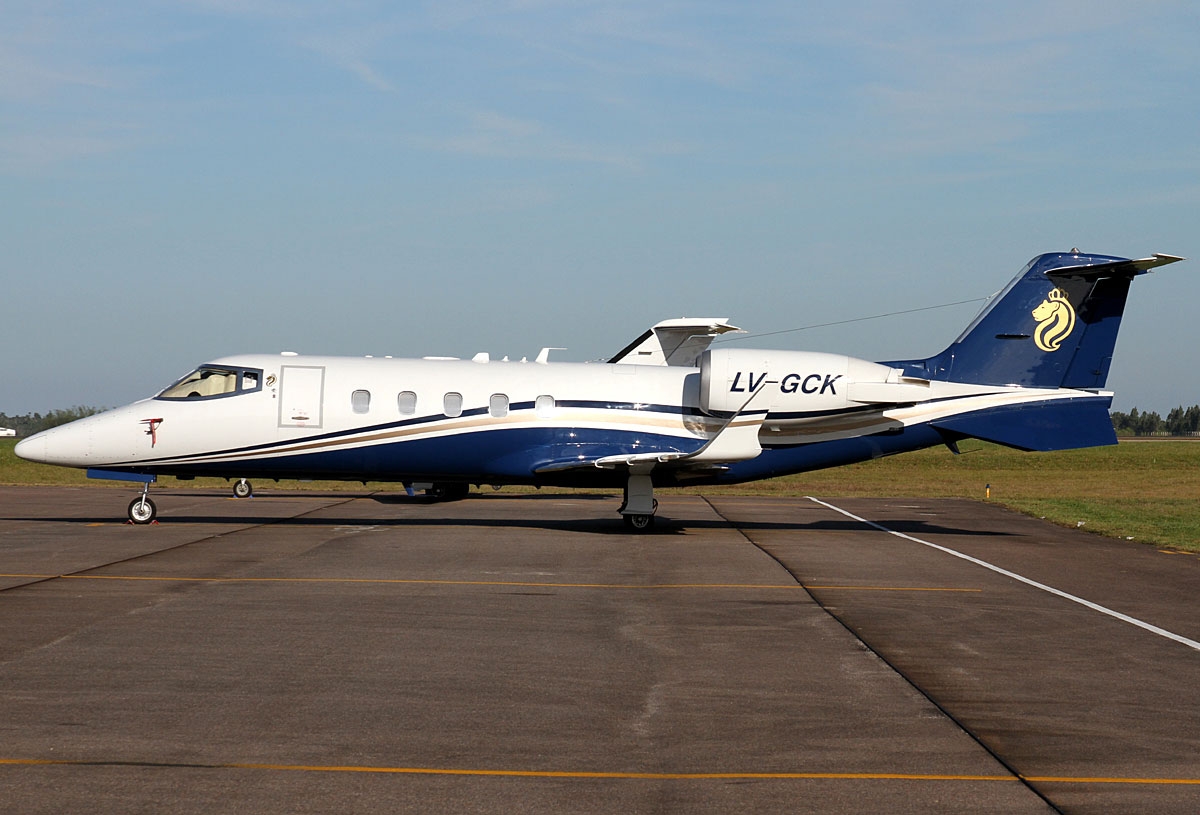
0,407 -> 104,437
1110,405 -> 1200,437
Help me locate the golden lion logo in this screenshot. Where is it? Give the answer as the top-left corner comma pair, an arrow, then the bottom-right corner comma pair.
1032,288 -> 1076,352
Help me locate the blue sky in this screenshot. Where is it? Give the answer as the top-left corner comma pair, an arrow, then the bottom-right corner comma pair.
3,1 -> 1197,415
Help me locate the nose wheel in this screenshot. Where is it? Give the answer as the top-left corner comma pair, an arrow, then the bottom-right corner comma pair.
233,479 -> 254,499
127,484 -> 158,524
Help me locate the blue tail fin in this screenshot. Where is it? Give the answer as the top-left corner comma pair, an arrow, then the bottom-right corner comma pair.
898,251 -> 1183,389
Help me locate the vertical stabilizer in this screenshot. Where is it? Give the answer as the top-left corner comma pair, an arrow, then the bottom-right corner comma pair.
897,252 -> 1182,389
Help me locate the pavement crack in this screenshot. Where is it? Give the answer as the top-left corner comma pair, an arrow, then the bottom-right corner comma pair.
698,494 -> 1066,815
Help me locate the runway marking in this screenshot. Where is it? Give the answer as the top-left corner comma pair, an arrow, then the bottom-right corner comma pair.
809,498 -> 1200,654
0,573 -> 977,592
1,757 -> 1198,785
804,585 -> 980,593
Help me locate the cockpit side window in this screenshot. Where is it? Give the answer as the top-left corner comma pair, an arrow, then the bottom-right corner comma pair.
157,366 -> 264,400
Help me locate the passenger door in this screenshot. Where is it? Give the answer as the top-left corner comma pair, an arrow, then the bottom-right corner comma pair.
278,365 -> 325,428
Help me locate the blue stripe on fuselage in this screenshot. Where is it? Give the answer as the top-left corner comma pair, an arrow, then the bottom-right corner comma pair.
146,426 -> 702,484
135,400 -> 701,467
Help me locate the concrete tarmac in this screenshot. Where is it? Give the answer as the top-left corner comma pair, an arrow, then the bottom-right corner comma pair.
0,486 -> 1197,814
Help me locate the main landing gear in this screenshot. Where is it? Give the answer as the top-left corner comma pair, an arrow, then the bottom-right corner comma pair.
618,473 -> 659,532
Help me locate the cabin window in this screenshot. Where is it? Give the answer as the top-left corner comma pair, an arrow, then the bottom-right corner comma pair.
443,392 -> 463,418
397,391 -> 417,416
535,394 -> 555,419
351,389 -> 371,414
489,393 -> 509,418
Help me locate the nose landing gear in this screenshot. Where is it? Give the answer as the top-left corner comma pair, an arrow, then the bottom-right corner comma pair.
127,482 -> 158,524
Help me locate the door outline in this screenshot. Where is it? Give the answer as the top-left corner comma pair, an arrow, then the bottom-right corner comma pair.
279,365 -> 325,428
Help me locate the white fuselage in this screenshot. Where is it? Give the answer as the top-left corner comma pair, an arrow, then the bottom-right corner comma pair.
17,350 -> 1106,489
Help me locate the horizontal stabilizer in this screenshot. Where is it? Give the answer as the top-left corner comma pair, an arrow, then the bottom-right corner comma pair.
929,398 -> 1116,452
1045,253 -> 1184,281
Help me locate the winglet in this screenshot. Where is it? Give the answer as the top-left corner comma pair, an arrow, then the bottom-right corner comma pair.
609,318 -> 743,367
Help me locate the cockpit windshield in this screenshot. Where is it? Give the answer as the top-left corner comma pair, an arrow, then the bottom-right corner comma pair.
157,366 -> 263,400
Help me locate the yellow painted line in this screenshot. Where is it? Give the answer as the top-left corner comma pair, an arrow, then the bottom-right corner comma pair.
0,758 -> 1196,785
1022,775 -> 1200,786
0,758 -> 1009,780
0,574 -> 978,592
804,585 -> 981,593
230,765 -> 1014,781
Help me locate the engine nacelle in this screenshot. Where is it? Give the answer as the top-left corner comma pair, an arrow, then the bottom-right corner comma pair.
698,348 -> 898,415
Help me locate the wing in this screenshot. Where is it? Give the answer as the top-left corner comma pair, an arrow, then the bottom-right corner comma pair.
534,386 -> 769,476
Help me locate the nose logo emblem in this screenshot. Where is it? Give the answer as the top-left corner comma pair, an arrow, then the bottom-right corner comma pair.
141,418 -> 164,447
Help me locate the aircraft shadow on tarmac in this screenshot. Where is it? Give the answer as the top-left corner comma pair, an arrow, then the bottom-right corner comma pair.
2,491 -> 1014,538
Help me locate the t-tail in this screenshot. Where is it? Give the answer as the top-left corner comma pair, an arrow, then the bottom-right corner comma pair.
889,250 -> 1184,451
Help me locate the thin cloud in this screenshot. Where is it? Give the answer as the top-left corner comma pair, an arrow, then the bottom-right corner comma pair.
429,109 -> 639,168
0,127 -> 135,174
298,39 -> 395,91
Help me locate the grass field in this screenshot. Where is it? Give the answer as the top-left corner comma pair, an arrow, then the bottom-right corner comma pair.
1,438 -> 1196,552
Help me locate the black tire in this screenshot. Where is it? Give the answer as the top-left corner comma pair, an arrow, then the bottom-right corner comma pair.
233,480 -> 253,499
624,513 -> 654,531
128,496 -> 157,524
428,483 -> 470,501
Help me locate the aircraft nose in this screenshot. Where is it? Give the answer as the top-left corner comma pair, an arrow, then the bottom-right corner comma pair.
14,423 -> 92,467
13,434 -> 46,463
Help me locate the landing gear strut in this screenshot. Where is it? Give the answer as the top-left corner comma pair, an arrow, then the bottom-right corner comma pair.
618,473 -> 658,532
127,482 -> 157,524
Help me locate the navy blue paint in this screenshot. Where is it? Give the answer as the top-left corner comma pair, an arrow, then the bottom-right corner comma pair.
885,252 -> 1137,389
927,396 -> 1116,451
142,426 -> 702,486
88,468 -> 156,483
707,424 -> 948,486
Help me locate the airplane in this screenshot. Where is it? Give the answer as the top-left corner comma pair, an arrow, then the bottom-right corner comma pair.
15,250 -> 1184,530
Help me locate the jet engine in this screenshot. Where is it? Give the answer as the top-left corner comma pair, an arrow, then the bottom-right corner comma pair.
698,348 -> 920,415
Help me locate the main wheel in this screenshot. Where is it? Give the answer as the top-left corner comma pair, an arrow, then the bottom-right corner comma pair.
428,482 -> 470,501
233,479 -> 253,499
128,496 -> 157,524
624,513 -> 654,531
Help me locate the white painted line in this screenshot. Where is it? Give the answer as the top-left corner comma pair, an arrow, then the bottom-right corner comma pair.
808,497 -> 1200,654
